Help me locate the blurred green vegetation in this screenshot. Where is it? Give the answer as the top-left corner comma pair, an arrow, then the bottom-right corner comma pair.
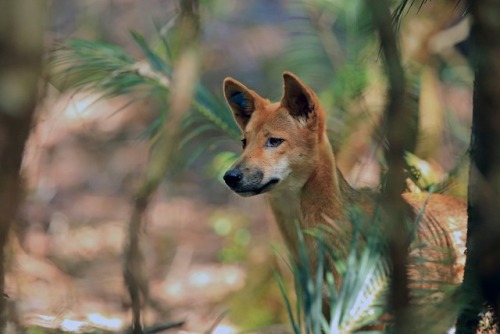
209,209 -> 251,263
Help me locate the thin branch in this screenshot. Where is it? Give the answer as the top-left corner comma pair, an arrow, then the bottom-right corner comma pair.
123,1 -> 200,333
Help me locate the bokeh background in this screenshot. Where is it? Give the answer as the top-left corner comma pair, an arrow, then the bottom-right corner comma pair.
8,0 -> 472,332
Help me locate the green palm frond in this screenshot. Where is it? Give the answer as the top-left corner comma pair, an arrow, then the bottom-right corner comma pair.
279,197 -> 464,334
130,30 -> 172,75
276,200 -> 465,333
192,85 -> 240,139
50,30 -> 240,159
281,0 -> 373,82
280,1 -> 336,85
329,245 -> 388,333
280,0 -> 379,152
326,208 -> 388,333
275,213 -> 388,334
51,39 -> 156,97
291,223 -> 328,334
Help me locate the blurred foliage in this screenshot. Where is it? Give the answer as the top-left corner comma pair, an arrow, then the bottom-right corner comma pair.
280,0 -> 381,152
278,0 -> 470,187
206,151 -> 239,184
228,259 -> 287,330
50,0 -> 471,191
209,209 -> 251,263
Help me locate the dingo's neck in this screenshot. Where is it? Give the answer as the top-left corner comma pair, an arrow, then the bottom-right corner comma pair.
267,137 -> 355,259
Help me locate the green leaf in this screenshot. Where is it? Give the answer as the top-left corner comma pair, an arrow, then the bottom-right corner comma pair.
274,269 -> 301,334
130,30 -> 171,75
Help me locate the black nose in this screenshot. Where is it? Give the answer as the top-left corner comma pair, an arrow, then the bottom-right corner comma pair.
224,169 -> 243,188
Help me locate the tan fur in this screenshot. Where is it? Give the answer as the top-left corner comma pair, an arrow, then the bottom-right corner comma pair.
223,72 -> 466,290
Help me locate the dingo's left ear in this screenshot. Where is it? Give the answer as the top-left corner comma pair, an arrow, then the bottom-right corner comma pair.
223,78 -> 263,130
281,72 -> 319,129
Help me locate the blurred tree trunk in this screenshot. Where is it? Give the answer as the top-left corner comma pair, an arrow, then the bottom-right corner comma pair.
456,0 -> 500,333
0,0 -> 46,331
368,0 -> 417,332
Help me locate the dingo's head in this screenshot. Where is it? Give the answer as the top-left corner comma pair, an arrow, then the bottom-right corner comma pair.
222,72 -> 328,197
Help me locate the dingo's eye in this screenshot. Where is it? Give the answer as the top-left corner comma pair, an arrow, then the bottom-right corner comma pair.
241,138 -> 247,149
266,137 -> 284,148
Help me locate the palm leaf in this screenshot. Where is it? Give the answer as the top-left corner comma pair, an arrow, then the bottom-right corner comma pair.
280,0 -> 337,85
130,30 -> 172,75
51,39 -> 150,97
50,30 -> 240,154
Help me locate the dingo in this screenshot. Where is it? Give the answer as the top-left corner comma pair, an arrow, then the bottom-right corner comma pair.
222,72 -> 466,291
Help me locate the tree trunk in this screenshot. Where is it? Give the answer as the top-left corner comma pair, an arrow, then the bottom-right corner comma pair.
456,0 -> 500,332
0,0 -> 46,331
368,0 -> 417,332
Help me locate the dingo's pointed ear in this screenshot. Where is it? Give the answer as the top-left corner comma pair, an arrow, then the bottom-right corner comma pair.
223,78 -> 261,130
281,72 -> 318,127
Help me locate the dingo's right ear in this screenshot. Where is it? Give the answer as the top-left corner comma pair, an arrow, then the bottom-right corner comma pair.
223,78 -> 262,130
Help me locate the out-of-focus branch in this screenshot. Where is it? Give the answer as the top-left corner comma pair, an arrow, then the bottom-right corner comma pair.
0,0 -> 46,331
367,0 -> 415,332
123,1 -> 200,333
